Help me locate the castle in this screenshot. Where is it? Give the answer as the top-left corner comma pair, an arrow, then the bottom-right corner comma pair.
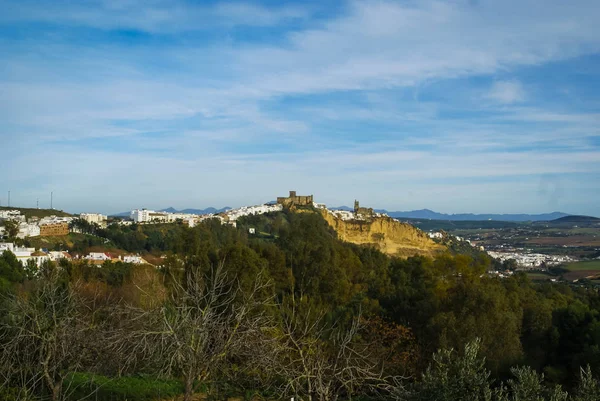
354,200 -> 374,217
277,191 -> 314,208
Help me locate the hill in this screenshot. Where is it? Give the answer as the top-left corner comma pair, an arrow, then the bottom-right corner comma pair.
0,206 -> 73,220
319,209 -> 445,258
552,215 -> 600,223
114,205 -> 576,222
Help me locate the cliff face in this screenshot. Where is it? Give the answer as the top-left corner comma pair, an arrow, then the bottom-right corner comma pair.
320,210 -> 445,258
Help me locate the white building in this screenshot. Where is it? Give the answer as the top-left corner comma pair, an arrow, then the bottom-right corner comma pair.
224,204 -> 283,223
85,252 -> 111,261
17,223 -> 40,239
130,209 -> 169,223
0,210 -> 25,222
80,213 -> 108,228
123,255 -> 144,264
39,216 -> 73,225
11,246 -> 50,267
48,251 -> 72,262
0,242 -> 15,253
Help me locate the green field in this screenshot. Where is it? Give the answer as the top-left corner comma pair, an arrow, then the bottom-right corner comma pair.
564,260 -> 600,271
526,272 -> 554,281
24,233 -> 109,252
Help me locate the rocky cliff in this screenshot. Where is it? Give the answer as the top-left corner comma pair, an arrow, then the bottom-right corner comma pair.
320,210 -> 446,258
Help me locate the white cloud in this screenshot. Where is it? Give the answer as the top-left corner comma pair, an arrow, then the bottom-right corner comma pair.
230,0 -> 600,97
487,80 -> 526,104
2,0 -> 600,215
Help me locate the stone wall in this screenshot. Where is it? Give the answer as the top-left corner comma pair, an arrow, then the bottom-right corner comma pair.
277,191 -> 314,208
40,222 -> 69,237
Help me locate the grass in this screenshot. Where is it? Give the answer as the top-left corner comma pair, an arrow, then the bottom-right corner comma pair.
24,233 -> 98,250
564,260 -> 600,271
526,272 -> 554,281
65,373 -> 184,401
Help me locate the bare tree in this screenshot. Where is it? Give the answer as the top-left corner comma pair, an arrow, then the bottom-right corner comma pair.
0,274 -> 89,401
111,261 -> 274,401
273,301 -> 393,401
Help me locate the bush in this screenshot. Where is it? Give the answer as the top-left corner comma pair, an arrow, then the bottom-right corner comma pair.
65,373 -> 184,401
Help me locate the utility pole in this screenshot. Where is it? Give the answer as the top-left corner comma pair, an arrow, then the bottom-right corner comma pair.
51,192 -> 53,209
8,190 -> 10,207
37,198 -> 39,209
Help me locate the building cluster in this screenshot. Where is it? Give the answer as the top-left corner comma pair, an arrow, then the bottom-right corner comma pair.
80,213 -> 108,228
0,241 -> 147,269
0,242 -> 71,267
220,204 -> 283,227
129,203 -> 284,229
0,210 -> 25,222
487,250 -> 577,268
329,202 -> 386,222
84,252 -> 145,264
130,209 -> 199,225
0,210 -> 74,239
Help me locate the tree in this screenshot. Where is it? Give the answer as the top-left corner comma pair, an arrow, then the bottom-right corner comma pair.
272,300 -> 391,401
112,261 -> 273,401
3,219 -> 19,241
0,272 -> 88,400
396,340 -> 571,401
398,339 -> 494,401
0,250 -> 26,288
573,365 -> 600,401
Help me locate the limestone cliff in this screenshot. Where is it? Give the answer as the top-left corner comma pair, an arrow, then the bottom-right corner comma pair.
320,210 -> 445,258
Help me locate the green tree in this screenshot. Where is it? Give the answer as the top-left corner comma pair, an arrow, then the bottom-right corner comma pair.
3,220 -> 19,241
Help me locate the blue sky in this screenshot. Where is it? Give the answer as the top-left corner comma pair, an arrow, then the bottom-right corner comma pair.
1,0 -> 599,216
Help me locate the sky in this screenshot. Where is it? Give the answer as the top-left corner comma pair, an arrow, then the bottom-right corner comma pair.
1,0 -> 599,216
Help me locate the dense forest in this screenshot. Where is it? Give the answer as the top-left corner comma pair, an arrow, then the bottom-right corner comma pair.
2,209 -> 600,400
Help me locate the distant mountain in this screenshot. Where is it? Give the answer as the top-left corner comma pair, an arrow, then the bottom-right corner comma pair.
110,205 -> 576,222
331,207 -> 570,222
386,209 -> 569,222
330,205 -> 354,212
110,207 -> 232,218
552,215 -> 600,223
177,207 -> 232,215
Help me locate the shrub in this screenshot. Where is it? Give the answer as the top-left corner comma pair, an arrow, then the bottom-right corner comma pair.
65,373 -> 184,401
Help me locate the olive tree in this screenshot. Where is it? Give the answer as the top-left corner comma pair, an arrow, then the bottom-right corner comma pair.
0,274 -> 89,400
111,261 -> 274,401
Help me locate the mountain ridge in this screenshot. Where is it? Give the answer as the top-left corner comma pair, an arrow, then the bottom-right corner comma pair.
330,207 -> 571,222
109,206 -> 232,217
109,205 -> 585,222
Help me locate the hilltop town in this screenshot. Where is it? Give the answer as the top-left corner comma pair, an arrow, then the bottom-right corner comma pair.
1,191 -> 596,280
0,191 -> 447,267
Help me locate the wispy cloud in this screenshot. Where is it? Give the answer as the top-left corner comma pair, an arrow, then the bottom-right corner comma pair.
0,0 -> 311,31
487,80 -> 526,104
1,0 -> 600,215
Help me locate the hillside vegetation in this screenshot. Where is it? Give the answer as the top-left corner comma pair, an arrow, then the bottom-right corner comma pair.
2,210 -> 600,400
